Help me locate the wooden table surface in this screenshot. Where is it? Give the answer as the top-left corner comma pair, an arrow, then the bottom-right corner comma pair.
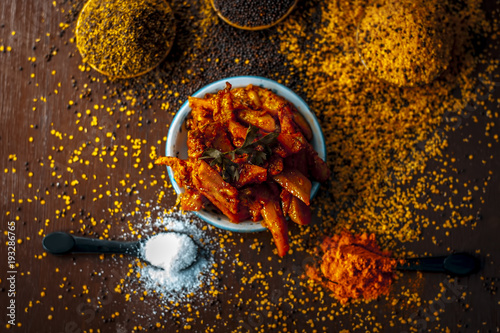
1,1 -> 499,332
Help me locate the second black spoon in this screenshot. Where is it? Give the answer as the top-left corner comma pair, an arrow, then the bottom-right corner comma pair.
397,253 -> 480,276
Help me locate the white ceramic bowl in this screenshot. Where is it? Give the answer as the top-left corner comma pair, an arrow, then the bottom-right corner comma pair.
165,76 -> 327,232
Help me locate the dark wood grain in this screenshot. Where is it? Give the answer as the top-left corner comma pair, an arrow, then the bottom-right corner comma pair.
1,0 -> 499,332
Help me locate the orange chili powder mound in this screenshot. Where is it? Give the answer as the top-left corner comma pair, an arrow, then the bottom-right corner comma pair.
306,231 -> 397,304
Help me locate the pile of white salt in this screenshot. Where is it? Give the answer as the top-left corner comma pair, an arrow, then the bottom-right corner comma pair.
143,232 -> 198,272
136,212 -> 212,298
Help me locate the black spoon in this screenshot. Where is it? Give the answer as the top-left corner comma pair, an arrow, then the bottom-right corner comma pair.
397,253 -> 480,276
42,231 -> 199,270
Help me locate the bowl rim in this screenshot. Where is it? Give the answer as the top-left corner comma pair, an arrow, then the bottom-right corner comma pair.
165,75 -> 327,233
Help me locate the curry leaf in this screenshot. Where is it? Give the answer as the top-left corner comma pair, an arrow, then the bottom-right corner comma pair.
249,150 -> 268,166
241,125 -> 260,148
200,148 -> 224,160
199,125 -> 278,182
233,127 -> 279,156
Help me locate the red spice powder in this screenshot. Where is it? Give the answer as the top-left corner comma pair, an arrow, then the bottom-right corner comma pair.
306,231 -> 397,304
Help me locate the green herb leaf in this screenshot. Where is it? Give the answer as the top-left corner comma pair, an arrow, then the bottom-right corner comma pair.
222,159 -> 239,182
233,126 -> 279,156
241,125 -> 260,148
249,150 -> 268,165
199,125 -> 278,182
200,148 -> 224,160
257,131 -> 279,146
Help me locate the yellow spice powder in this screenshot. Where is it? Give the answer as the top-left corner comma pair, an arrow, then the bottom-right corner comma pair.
357,0 -> 454,87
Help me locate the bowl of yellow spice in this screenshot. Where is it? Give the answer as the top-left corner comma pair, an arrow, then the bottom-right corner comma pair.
356,0 -> 454,87
76,0 -> 176,79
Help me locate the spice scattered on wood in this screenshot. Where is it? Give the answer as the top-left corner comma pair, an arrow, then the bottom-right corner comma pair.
306,231 -> 398,304
5,0 -> 496,330
76,0 -> 176,79
212,0 -> 297,30
277,0 -> 496,251
357,0 -> 454,87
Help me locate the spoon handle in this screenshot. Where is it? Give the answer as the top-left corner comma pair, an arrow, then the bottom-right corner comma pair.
71,235 -> 139,254
397,253 -> 479,276
397,256 -> 447,273
43,232 -> 140,255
